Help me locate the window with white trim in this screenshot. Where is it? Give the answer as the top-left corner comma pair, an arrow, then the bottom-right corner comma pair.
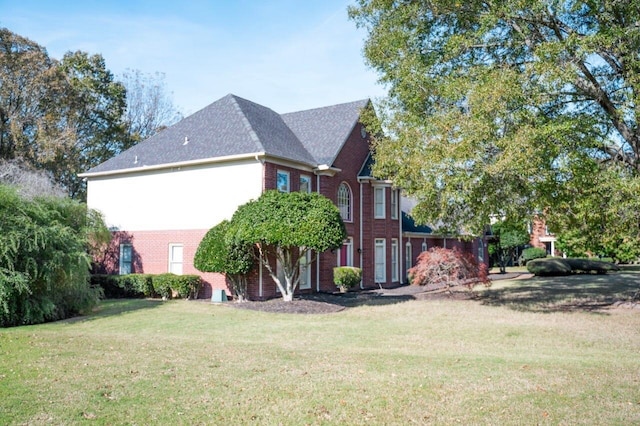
390,189 -> 398,220
300,175 -> 311,193
299,250 -> 311,289
168,244 -> 183,275
375,238 -> 386,283
277,170 -> 290,192
405,242 -> 413,275
374,187 -> 385,219
119,244 -> 132,275
421,241 -> 428,253
337,183 -> 352,222
391,239 -> 399,282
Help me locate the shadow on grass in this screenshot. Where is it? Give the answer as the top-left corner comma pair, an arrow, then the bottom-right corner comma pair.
478,269 -> 640,313
61,299 -> 165,324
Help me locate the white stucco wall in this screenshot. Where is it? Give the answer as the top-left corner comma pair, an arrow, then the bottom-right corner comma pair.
86,160 -> 263,231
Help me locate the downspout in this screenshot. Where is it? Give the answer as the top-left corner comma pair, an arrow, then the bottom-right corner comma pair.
316,174 -> 321,292
359,182 -> 364,289
256,154 -> 265,297
398,192 -> 403,284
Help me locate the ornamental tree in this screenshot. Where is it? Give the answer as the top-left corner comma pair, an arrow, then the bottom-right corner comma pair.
350,1 -> 640,239
194,220 -> 254,302
228,190 -> 346,302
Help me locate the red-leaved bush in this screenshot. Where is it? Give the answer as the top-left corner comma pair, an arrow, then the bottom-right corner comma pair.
408,247 -> 489,291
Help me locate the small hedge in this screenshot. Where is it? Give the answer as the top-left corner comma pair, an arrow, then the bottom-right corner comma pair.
520,247 -> 547,265
333,266 -> 362,291
91,274 -> 153,298
527,258 -> 619,276
92,273 -> 201,299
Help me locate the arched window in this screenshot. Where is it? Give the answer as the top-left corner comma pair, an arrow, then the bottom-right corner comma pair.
337,183 -> 352,222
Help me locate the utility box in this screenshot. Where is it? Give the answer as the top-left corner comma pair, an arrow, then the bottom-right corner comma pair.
211,289 -> 227,303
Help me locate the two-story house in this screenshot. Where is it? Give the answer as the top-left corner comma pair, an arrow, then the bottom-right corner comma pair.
82,94 -> 486,300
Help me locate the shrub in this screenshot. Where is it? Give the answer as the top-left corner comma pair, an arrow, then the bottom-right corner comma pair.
333,267 -> 362,291
152,274 -> 174,299
527,258 -> 572,276
170,275 -> 202,299
527,258 -> 619,276
90,274 -> 153,298
408,247 -> 489,291
0,184 -> 101,327
520,247 -> 547,265
565,258 -> 619,274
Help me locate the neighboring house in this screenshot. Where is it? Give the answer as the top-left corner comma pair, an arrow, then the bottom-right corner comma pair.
82,94 -> 487,300
529,216 -> 558,256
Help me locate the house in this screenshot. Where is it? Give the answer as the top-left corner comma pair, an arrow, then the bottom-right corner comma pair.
82,94 -> 487,300
529,216 -> 559,256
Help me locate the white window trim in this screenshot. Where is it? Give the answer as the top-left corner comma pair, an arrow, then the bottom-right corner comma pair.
374,187 -> 386,219
337,182 -> 353,222
390,189 -> 398,220
277,170 -> 290,193
405,242 -> 413,275
119,243 -> 132,275
299,249 -> 311,290
391,239 -> 399,282
375,238 -> 386,283
168,243 -> 184,275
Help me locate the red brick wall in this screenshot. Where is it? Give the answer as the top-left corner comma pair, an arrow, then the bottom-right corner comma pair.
96,229 -> 231,299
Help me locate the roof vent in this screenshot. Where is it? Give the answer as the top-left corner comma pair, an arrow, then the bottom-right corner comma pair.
183,136 -> 189,145
134,155 -> 138,164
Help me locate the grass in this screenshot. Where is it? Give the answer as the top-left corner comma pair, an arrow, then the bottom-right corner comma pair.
1,273 -> 639,425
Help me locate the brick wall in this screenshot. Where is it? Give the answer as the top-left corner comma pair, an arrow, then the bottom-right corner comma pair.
96,229 -> 230,299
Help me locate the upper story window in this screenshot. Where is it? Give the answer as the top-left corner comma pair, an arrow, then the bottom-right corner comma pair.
390,189 -> 398,220
277,170 -> 290,192
337,183 -> 352,222
300,175 -> 311,193
374,186 -> 385,219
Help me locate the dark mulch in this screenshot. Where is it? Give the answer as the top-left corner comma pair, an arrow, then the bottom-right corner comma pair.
229,285 -> 476,314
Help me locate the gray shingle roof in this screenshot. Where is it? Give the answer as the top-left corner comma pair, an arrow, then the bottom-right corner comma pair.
282,99 -> 370,166
83,94 -> 369,175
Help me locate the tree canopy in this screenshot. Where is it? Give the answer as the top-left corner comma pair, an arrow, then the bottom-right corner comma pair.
350,1 -> 640,249
194,220 -> 254,301
0,28 -> 181,200
228,190 -> 346,301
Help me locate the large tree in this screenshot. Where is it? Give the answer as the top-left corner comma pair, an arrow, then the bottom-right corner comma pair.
350,1 -> 640,241
228,190 -> 346,302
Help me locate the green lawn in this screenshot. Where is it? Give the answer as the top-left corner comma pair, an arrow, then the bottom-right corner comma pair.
1,273 -> 639,425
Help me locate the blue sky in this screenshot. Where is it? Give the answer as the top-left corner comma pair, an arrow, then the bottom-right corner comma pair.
0,0 -> 387,115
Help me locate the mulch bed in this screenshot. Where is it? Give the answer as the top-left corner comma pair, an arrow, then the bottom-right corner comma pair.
228,285 -> 476,314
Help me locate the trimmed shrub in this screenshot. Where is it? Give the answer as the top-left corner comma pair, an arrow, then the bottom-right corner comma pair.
565,258 -> 619,274
527,258 -> 619,276
408,247 -> 489,291
170,275 -> 202,299
521,247 -> 547,265
333,266 -> 362,291
90,274 -> 152,298
527,258 -> 572,276
152,273 -> 174,299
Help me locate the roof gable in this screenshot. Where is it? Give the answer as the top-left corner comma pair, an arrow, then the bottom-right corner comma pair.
282,99 -> 369,166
